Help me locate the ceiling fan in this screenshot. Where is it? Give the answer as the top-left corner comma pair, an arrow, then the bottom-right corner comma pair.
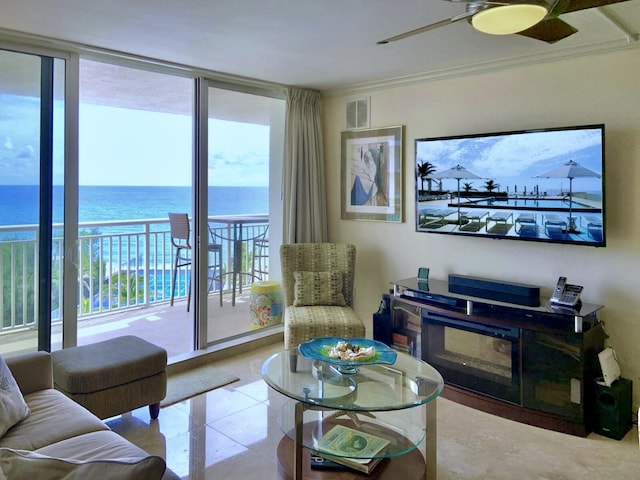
377,0 -> 630,44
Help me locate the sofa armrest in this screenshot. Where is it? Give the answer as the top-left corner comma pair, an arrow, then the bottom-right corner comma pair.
5,351 -> 53,395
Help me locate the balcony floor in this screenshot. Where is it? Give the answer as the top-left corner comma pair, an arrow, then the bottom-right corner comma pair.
1,290 -> 283,363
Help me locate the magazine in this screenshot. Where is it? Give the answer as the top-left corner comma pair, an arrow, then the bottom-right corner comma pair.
315,452 -> 385,474
310,454 -> 350,471
315,424 -> 390,474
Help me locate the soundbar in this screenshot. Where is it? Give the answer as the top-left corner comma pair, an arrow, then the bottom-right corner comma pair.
448,274 -> 540,307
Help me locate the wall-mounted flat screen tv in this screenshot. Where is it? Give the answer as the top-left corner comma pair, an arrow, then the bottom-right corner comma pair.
415,124 -> 605,247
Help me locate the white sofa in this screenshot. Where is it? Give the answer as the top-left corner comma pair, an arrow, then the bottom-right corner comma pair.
0,351 -> 179,479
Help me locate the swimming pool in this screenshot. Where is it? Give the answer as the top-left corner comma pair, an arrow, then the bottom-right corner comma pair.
462,197 -> 595,210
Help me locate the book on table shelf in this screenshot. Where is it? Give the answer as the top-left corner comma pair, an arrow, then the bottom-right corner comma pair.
314,424 -> 390,474
310,454 -> 350,471
313,452 -> 385,474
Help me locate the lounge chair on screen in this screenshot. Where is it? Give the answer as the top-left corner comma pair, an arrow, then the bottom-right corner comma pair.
581,215 -> 603,239
543,214 -> 568,237
459,211 -> 489,232
515,213 -> 538,236
485,212 -> 513,234
418,208 -> 457,229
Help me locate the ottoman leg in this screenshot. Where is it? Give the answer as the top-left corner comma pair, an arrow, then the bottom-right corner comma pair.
149,402 -> 160,420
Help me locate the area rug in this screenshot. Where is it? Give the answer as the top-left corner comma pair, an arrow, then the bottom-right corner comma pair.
160,364 -> 239,407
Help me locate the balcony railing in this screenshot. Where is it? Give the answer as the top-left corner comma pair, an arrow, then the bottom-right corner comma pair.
0,217 -> 269,333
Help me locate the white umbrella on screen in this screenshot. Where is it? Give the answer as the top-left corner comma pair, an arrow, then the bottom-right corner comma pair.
534,160 -> 601,233
432,164 -> 482,223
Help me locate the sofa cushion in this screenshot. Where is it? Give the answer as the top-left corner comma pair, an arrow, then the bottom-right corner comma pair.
34,430 -> 152,461
0,355 -> 30,439
0,447 -> 165,480
293,271 -> 346,307
0,389 -> 108,450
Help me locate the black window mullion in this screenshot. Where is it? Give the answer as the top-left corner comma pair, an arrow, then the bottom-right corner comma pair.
38,56 -> 54,352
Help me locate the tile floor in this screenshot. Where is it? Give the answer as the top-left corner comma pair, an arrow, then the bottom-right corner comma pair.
107,341 -> 640,480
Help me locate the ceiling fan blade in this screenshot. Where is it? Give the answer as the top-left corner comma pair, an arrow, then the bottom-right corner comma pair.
518,17 -> 579,43
561,0 -> 630,13
377,11 -> 474,44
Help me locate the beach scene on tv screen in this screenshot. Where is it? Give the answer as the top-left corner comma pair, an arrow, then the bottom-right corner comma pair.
415,126 -> 604,245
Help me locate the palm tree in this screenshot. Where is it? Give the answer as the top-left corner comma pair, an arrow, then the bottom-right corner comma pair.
416,161 -> 436,193
462,182 -> 474,193
484,179 -> 500,193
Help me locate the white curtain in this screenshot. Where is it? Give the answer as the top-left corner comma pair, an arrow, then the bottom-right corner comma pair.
282,87 -> 327,244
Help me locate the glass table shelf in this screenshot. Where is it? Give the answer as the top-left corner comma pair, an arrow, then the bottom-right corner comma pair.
278,401 -> 427,459
262,348 -> 444,479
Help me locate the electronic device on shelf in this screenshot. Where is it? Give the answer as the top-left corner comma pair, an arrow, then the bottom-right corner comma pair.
551,276 -> 567,302
417,267 -> 429,280
550,276 -> 583,308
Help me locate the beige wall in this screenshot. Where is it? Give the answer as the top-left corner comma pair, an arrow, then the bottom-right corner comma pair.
322,48 -> 640,409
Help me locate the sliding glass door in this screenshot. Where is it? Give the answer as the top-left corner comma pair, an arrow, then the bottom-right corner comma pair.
0,47 -> 67,356
77,59 -> 194,357
1,44 -> 285,361
205,85 -> 284,344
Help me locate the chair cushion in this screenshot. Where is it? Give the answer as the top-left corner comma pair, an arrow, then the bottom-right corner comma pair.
0,355 -> 30,439
0,447 -> 165,480
284,305 -> 365,349
293,271 -> 346,307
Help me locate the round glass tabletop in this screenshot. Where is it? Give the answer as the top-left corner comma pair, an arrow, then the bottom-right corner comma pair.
261,348 -> 444,412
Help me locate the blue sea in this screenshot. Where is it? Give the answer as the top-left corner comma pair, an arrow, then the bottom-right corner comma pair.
0,185 -> 269,226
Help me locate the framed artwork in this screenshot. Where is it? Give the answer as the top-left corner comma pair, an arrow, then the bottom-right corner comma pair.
341,126 -> 403,222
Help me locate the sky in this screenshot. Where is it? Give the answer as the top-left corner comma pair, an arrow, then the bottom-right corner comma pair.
0,94 -> 270,187
415,127 -> 604,194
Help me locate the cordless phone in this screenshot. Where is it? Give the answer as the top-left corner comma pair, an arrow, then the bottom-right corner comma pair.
550,276 -> 583,307
551,276 -> 566,303
557,284 -> 583,306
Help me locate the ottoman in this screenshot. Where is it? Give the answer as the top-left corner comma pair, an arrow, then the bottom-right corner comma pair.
51,335 -> 167,420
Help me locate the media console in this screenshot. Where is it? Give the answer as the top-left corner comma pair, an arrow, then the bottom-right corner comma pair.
373,277 -> 606,436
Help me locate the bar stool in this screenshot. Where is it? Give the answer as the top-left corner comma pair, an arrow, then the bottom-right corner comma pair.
168,213 -> 222,311
252,226 -> 269,281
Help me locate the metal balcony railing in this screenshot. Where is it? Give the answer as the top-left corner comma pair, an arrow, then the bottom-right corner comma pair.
0,217 -> 268,333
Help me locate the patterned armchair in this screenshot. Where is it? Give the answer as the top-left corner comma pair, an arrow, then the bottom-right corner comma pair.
280,243 -> 366,352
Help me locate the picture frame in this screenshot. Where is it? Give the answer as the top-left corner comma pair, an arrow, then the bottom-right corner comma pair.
341,126 -> 403,222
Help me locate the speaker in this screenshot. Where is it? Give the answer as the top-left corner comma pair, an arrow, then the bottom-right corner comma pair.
593,377 -> 632,440
448,274 -> 540,307
373,297 -> 392,346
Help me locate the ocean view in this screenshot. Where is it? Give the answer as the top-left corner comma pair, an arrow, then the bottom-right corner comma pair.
0,185 -> 269,226
0,185 -> 270,306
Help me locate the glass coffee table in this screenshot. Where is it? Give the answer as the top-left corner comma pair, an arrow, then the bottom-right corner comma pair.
262,348 -> 444,479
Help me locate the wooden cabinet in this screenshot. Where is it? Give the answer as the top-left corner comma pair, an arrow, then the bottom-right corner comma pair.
373,278 -> 606,436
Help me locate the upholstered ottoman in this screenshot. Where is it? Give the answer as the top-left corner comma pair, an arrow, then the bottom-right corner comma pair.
51,335 -> 167,420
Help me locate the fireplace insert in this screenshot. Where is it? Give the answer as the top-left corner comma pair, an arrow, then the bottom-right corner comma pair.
422,311 -> 520,404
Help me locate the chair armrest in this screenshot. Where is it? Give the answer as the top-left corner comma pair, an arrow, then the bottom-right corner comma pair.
5,351 -> 53,395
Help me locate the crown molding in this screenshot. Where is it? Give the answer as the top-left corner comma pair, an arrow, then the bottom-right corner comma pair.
325,38 -> 640,98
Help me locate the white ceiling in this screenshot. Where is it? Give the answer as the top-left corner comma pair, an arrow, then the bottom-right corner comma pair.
0,0 -> 639,91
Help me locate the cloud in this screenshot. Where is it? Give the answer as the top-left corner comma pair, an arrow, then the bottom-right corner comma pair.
208,150 -> 269,186
17,145 -> 35,159
417,128 -> 602,181
3,136 -> 13,149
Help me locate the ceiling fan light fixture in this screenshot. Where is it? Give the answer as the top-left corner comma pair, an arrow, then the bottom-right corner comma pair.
471,3 -> 548,35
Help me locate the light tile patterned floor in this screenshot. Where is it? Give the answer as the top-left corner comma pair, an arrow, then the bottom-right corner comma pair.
108,341 -> 640,480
